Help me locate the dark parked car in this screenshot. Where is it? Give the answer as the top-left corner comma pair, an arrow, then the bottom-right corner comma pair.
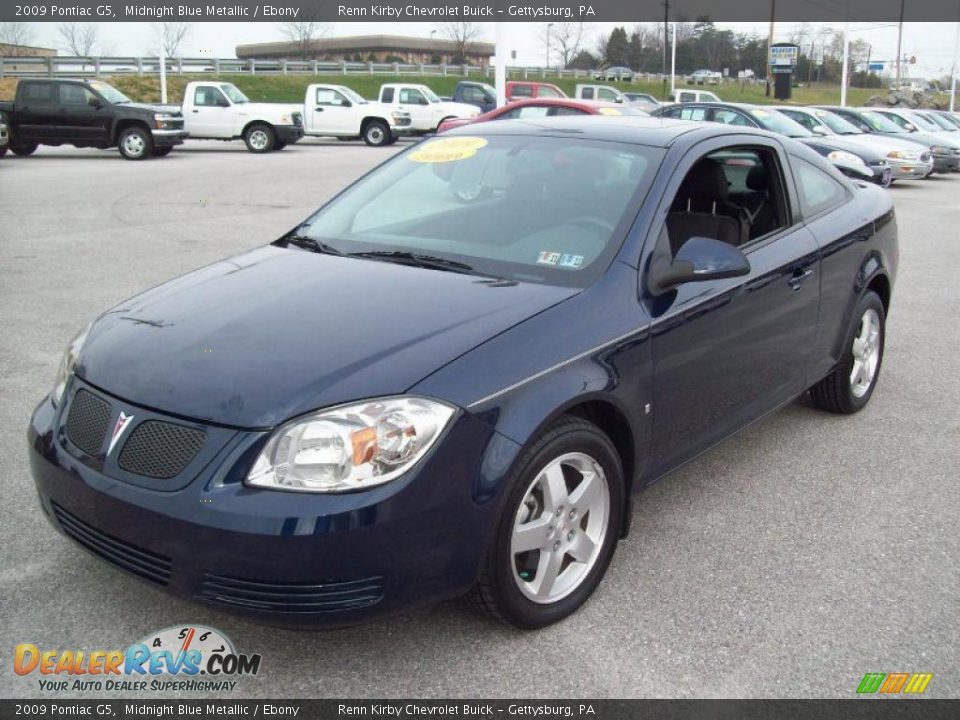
445,81 -> 497,114
0,119 -> 8,156
29,118 -> 897,629
652,102 -> 892,185
0,79 -> 187,160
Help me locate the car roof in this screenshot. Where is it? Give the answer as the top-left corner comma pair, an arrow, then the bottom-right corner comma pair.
443,115 -> 784,148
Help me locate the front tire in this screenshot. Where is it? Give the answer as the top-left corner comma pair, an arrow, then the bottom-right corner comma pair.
809,290 -> 886,413
243,123 -> 276,153
118,126 -> 152,160
471,416 -> 624,629
362,119 -> 390,147
11,141 -> 38,156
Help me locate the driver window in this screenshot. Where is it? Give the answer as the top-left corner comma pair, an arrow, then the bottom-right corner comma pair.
195,87 -> 227,107
316,88 -> 347,106
665,147 -> 789,256
60,85 -> 98,106
598,88 -> 617,101
400,89 -> 425,104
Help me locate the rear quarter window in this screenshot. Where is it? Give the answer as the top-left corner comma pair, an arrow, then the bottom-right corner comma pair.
793,157 -> 849,218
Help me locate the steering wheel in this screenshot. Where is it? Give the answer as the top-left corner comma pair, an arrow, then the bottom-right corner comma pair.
569,216 -> 616,234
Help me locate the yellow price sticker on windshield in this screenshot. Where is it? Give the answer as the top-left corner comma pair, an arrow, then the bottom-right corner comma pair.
409,137 -> 487,163
752,109 -> 770,118
597,107 -> 622,116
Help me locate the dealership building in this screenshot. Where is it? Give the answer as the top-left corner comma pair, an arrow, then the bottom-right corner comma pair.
235,34 -> 495,66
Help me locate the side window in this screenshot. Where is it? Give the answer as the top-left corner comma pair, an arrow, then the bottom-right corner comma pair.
195,87 -> 227,107
660,105 -> 682,119
793,158 -> 848,217
842,112 -> 870,132
381,88 -> 395,103
537,86 -> 562,98
515,106 -> 551,119
316,89 -> 348,106
60,85 -> 98,106
597,88 -> 618,101
580,87 -> 594,100
712,109 -> 751,126
463,87 -> 486,104
22,83 -> 55,105
679,91 -> 696,102
665,146 -> 790,255
511,84 -> 533,98
552,106 -> 588,116
399,88 -> 425,104
679,107 -> 707,121
784,112 -> 814,131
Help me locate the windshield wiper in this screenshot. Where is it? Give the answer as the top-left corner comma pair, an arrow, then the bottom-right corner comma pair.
347,250 -> 478,275
282,234 -> 344,256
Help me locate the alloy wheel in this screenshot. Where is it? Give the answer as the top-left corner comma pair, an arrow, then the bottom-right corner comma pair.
850,308 -> 881,398
249,130 -> 269,151
511,452 -> 609,604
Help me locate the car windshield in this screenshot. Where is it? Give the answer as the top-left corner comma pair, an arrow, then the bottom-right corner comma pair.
924,113 -> 957,132
220,84 -> 249,104
858,110 -> 906,133
87,81 -> 131,104
747,108 -> 813,137
421,87 -> 441,103
815,110 -> 862,134
902,112 -> 940,132
295,135 -> 663,287
339,86 -> 367,105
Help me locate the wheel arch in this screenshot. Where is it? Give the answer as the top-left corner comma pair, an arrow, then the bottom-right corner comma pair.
112,118 -> 151,144
240,119 -> 275,138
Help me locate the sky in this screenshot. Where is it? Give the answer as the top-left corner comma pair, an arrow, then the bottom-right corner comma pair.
17,21 -> 960,80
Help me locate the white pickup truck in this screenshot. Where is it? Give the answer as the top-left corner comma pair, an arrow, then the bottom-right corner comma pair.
179,81 -> 304,153
377,84 -> 479,134
302,84 -> 411,146
574,84 -> 629,104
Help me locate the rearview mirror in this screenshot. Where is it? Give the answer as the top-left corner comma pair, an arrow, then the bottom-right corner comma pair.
649,237 -> 750,295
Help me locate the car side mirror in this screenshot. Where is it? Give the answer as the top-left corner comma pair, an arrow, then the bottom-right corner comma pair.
904,123 -> 915,131
649,237 -> 751,295
812,125 -> 828,135
88,97 -> 103,109
420,98 -> 430,105
217,98 -> 230,108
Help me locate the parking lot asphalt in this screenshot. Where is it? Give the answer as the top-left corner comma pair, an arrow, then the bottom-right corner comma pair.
1,139 -> 957,700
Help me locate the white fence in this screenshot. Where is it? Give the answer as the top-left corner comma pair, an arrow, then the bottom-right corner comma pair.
0,55 -> 708,84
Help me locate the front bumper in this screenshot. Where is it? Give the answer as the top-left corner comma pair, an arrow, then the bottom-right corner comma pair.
888,158 -> 933,180
151,128 -> 188,147
28,382 -> 516,627
276,125 -> 305,144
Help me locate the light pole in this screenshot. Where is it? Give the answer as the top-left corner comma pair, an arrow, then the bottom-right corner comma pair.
951,19 -> 960,113
546,23 -> 554,69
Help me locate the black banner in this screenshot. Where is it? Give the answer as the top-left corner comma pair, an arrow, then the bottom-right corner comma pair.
3,0 -> 960,23
2,700 -> 960,720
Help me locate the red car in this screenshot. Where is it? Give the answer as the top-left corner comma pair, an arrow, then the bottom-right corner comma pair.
505,81 -> 566,101
438,98 -> 649,133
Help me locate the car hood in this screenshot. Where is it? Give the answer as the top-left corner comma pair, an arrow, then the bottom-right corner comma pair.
799,136 -> 884,162
434,101 -> 479,117
77,246 -> 577,428
127,102 -> 183,117
835,133 -> 934,157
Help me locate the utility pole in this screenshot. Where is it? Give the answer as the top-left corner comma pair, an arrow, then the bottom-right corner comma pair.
662,0 -> 670,99
765,0 -> 776,96
952,18 -> 959,113
840,23 -> 850,106
671,21 -> 677,94
545,23 -> 553,69
895,0 -> 905,86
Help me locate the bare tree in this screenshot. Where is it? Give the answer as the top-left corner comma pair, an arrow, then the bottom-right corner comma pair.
0,22 -> 36,55
154,22 -> 191,58
440,22 -> 482,64
59,23 -> 100,57
278,17 -> 330,58
540,22 -> 590,68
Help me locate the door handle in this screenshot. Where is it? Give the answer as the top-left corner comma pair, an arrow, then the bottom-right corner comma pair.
192,109 -> 199,113
788,268 -> 814,291
315,107 -> 324,112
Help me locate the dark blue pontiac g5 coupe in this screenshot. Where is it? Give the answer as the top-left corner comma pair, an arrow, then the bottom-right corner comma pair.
29,117 -> 897,629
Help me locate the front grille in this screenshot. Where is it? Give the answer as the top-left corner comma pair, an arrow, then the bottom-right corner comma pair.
65,389 -> 111,456
198,574 -> 384,614
52,503 -> 172,585
118,421 -> 205,479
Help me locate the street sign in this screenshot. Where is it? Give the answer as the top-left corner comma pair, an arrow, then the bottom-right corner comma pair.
769,44 -> 799,66
869,62 -> 884,72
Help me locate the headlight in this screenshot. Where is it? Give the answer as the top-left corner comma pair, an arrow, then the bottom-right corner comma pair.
246,397 -> 456,493
153,113 -> 179,129
828,150 -> 867,166
887,150 -> 919,160
52,324 -> 90,407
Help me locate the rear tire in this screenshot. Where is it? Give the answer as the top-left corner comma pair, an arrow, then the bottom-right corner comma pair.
470,416 -> 624,629
118,126 -> 152,160
243,123 -> 275,153
11,141 -> 38,156
362,119 -> 390,147
809,290 -> 886,414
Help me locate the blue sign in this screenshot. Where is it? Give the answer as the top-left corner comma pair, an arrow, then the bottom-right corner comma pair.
868,62 -> 885,72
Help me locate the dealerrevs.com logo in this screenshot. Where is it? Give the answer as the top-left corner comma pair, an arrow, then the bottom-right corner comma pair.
14,625 -> 261,693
